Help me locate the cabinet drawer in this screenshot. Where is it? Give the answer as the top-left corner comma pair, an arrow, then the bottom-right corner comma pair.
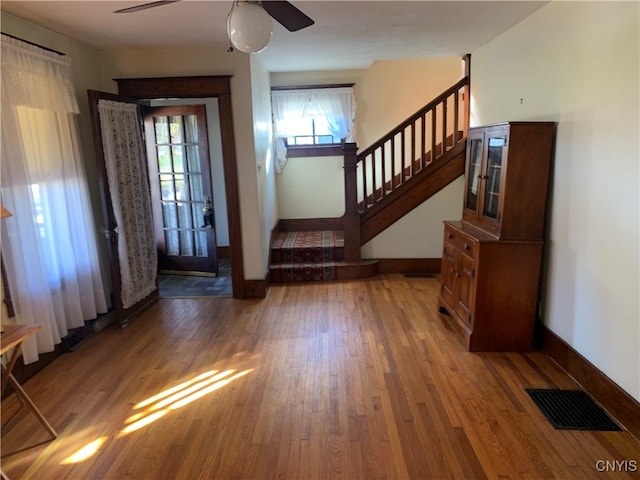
444,226 -> 477,258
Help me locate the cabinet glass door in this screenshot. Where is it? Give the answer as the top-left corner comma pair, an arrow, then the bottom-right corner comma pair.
464,135 -> 483,212
482,135 -> 506,219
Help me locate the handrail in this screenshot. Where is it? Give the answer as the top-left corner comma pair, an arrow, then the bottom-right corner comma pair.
357,77 -> 468,159
351,76 -> 469,215
341,75 -> 469,261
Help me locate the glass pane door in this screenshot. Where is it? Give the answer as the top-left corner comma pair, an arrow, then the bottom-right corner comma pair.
482,136 -> 506,219
144,105 -> 217,274
464,135 -> 483,212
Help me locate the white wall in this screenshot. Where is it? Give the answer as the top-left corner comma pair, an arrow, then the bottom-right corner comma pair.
99,48 -> 267,279
250,56 -> 278,277
355,57 -> 464,148
276,156 -> 345,219
472,2 -> 639,401
362,177 -> 464,258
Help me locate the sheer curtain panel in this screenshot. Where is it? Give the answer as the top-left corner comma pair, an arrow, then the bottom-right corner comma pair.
271,87 -> 356,173
1,35 -> 109,363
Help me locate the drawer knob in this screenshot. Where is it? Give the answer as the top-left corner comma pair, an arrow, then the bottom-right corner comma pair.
464,243 -> 470,250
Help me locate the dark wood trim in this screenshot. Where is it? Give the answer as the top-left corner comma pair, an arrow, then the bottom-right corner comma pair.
1,32 -> 66,56
116,76 -> 233,98
276,218 -> 343,232
217,246 -> 230,259
463,54 -> 471,135
243,279 -> 268,298
1,254 -> 15,318
271,83 -> 355,91
357,78 -> 468,160
286,145 -> 344,158
113,76 -> 246,298
342,142 -> 360,261
541,326 -> 640,442
335,260 -> 378,281
376,258 -> 441,275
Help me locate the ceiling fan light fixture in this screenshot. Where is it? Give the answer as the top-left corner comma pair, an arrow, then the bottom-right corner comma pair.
227,2 -> 273,54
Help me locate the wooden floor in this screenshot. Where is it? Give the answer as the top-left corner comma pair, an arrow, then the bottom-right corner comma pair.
2,275 -> 638,479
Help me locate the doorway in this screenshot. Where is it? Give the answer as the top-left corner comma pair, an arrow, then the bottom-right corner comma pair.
116,75 -> 246,298
143,104 -> 218,275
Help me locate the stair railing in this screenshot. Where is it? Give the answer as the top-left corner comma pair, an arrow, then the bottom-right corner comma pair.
343,76 -> 469,261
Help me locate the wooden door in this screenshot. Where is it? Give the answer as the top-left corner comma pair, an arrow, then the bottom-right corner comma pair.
88,90 -> 158,327
454,254 -> 475,328
143,105 -> 218,275
440,246 -> 456,308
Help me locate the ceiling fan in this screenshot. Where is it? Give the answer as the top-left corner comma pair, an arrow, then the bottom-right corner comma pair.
115,1 -> 314,53
114,0 -> 313,32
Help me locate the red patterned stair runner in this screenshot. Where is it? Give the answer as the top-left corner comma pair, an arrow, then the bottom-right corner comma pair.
270,231 -> 344,282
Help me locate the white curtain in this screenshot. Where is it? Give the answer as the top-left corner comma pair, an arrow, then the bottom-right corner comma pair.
1,35 -> 109,364
271,87 -> 356,173
97,100 -> 157,309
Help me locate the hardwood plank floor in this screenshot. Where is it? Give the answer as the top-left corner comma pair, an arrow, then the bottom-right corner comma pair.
2,275 -> 639,479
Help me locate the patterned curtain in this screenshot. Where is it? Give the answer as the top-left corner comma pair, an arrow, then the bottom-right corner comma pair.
97,100 -> 157,309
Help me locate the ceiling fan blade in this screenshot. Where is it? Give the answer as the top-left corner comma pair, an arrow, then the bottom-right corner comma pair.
114,0 -> 180,14
261,1 -> 314,32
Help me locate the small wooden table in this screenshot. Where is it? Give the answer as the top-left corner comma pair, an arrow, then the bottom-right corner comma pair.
1,324 -> 57,439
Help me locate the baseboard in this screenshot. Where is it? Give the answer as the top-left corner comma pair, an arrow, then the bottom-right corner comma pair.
376,258 -> 441,274
542,326 -> 640,441
277,218 -> 343,232
243,278 -> 268,298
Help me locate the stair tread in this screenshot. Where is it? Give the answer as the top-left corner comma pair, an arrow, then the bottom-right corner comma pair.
272,230 -> 344,250
271,259 -> 378,268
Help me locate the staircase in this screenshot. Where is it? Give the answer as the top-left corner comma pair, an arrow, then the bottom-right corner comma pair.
269,230 -> 378,282
270,73 -> 469,283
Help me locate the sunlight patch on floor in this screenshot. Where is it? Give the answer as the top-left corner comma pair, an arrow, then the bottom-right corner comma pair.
59,368 -> 254,465
61,437 -> 108,464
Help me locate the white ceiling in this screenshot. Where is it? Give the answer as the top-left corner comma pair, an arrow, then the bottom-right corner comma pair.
1,0 -> 548,72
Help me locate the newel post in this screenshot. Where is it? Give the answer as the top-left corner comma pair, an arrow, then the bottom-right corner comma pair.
463,53 -> 471,136
343,142 -> 361,261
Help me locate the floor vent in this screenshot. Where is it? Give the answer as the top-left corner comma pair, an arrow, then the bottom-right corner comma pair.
526,389 -> 621,431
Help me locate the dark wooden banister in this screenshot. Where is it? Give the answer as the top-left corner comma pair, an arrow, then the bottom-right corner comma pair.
356,77 -> 469,160
343,72 -> 470,262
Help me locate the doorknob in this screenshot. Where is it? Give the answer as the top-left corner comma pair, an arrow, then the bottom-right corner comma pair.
202,197 -> 213,227
100,225 -> 118,239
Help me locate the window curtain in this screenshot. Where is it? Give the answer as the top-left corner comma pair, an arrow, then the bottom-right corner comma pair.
0,35 -> 109,364
271,87 -> 356,173
96,100 -> 157,309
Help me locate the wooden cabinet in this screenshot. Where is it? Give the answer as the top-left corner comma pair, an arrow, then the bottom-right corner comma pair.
438,222 -> 544,351
462,122 -> 555,240
439,122 -> 555,352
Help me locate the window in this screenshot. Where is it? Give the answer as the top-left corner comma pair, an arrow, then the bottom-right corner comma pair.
1,34 -> 109,364
271,85 -> 356,172
285,117 -> 341,146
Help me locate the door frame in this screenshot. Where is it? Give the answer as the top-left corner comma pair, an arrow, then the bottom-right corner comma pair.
115,76 -> 245,298
143,104 -> 218,274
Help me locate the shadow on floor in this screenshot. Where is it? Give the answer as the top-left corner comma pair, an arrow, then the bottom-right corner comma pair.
158,258 -> 232,298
